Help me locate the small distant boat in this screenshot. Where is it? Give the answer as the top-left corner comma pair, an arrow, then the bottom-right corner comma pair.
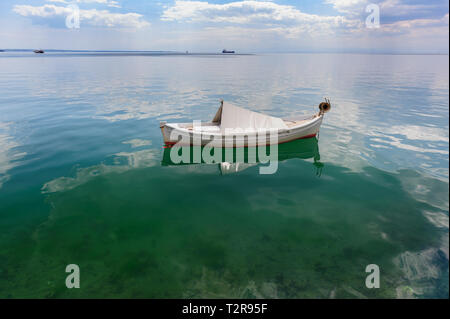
0,50 -> 5,52
34,49 -> 45,54
222,49 -> 235,54
160,99 -> 331,147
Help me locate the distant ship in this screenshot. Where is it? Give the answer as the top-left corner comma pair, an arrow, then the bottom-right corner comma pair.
34,49 -> 45,54
222,49 -> 235,54
0,49 -> 5,52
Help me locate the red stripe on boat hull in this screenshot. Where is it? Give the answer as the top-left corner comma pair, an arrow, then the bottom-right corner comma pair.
163,133 -> 317,148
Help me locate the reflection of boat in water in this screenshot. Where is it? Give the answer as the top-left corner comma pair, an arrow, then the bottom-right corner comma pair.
160,99 -> 331,147
161,137 -> 323,175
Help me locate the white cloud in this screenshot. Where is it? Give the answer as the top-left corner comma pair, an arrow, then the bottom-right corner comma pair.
159,0 -> 449,43
321,0 -> 449,37
8,0 -> 449,52
325,0 -> 368,15
380,13 -> 449,34
46,0 -> 121,8
326,0 -> 446,22
13,4 -> 150,28
162,0 -> 360,35
13,4 -> 69,18
379,0 -> 439,17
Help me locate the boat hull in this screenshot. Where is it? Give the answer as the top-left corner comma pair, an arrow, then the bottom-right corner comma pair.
161,115 -> 323,147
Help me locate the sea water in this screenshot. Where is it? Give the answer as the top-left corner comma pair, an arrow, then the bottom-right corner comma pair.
0,52 -> 448,298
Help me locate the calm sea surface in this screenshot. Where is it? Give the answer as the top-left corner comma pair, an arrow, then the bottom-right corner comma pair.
0,52 -> 448,298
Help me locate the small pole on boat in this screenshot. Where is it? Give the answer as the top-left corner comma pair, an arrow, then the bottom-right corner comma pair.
317,98 -> 331,140
318,98 -> 331,116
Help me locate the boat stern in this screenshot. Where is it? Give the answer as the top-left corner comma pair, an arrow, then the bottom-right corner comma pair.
160,121 -> 170,145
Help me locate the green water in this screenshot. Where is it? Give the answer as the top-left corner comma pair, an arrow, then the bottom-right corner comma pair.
0,53 -> 448,298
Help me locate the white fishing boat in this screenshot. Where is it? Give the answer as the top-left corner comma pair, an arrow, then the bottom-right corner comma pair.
160,99 -> 331,147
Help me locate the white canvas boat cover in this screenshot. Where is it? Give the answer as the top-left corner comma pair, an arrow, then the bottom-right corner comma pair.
212,102 -> 288,132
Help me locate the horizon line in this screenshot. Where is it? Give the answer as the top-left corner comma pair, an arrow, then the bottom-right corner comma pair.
0,49 -> 448,55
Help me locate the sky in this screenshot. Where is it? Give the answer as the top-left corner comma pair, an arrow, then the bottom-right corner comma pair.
0,0 -> 448,53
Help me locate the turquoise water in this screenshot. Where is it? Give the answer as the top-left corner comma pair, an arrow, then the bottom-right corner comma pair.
0,52 -> 448,298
